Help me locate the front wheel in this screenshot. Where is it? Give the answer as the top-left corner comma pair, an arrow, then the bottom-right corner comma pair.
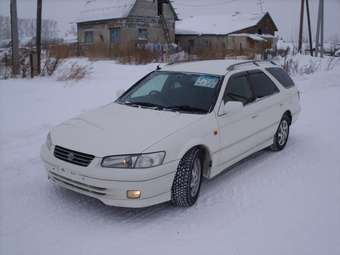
171,148 -> 203,207
270,115 -> 290,151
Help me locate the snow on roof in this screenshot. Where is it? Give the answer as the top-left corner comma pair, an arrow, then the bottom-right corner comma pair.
162,59 -> 248,76
229,33 -> 267,42
77,0 -> 136,23
176,12 -> 263,35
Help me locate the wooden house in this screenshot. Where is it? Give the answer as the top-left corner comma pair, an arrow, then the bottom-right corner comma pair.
77,0 -> 178,50
175,12 -> 279,56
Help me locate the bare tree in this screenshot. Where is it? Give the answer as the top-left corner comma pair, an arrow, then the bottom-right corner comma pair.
36,0 -> 42,74
10,0 -> 20,75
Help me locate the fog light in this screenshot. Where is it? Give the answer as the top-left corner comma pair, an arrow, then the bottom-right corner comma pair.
127,190 -> 141,199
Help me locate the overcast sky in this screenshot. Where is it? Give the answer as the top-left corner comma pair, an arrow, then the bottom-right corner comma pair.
1,0 -> 339,41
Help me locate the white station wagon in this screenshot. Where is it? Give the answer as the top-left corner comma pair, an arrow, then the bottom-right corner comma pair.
41,60 -> 301,208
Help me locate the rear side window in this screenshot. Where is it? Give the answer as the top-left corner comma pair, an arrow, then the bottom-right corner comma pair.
248,71 -> 279,98
266,67 -> 295,88
223,75 -> 254,105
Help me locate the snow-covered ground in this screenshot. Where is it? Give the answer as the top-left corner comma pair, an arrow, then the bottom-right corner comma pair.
1,60 -> 340,255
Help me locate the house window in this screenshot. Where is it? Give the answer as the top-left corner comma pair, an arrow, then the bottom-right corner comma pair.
84,31 -> 94,44
138,28 -> 148,40
110,28 -> 121,44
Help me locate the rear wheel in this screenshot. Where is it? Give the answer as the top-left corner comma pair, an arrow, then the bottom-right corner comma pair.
171,148 -> 202,207
270,115 -> 290,151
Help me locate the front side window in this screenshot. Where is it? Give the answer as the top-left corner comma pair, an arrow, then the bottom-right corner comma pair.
84,31 -> 94,44
266,67 -> 295,88
223,74 -> 254,105
248,71 -> 279,98
118,71 -> 223,114
110,28 -> 121,43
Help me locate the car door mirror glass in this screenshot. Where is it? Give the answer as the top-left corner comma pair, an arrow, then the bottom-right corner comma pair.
220,101 -> 244,115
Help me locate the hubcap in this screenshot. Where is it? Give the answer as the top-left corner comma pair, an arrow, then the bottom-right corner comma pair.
190,158 -> 202,197
278,120 -> 289,146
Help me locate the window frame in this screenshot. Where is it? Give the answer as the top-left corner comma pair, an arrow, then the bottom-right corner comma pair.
110,27 -> 121,44
265,67 -> 295,89
84,31 -> 94,44
138,28 -> 148,41
221,71 -> 256,106
246,69 -> 280,100
218,69 -> 281,116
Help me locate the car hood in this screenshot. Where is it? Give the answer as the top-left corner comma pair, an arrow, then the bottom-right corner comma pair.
51,103 -> 204,157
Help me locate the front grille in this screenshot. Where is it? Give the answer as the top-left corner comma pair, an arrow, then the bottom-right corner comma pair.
49,171 -> 107,196
54,145 -> 95,167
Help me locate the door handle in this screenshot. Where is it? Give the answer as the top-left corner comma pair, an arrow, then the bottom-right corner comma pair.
251,114 -> 258,119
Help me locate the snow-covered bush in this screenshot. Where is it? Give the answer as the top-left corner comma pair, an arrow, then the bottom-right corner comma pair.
54,58 -> 93,81
273,54 -> 340,76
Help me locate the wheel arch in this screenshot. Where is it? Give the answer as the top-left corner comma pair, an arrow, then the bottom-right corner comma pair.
283,110 -> 292,125
178,144 -> 212,179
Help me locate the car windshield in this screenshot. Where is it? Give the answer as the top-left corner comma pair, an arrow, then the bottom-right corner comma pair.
117,71 -> 223,114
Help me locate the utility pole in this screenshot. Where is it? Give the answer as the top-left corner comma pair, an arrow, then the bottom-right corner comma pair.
10,0 -> 20,76
315,0 -> 325,57
298,0 -> 305,53
36,0 -> 42,74
306,0 -> 313,56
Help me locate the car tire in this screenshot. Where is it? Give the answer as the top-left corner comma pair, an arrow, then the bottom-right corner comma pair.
270,114 -> 290,151
171,147 -> 203,207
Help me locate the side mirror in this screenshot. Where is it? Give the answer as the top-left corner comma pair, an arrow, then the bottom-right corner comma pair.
219,101 -> 244,115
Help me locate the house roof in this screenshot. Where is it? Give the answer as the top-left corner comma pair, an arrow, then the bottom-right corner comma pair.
77,0 -> 136,23
176,12 -> 276,36
77,0 -> 179,23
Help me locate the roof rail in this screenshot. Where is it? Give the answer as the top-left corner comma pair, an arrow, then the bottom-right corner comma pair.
227,60 -> 277,71
167,59 -> 213,66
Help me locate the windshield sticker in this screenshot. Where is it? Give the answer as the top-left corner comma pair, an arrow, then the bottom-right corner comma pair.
194,76 -> 219,88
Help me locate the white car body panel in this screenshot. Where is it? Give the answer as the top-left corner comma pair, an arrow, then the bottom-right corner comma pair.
51,103 -> 203,157
41,60 -> 301,208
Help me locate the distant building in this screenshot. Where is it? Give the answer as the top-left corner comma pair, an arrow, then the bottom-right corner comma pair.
175,12 -> 279,56
77,0 -> 178,51
76,1 -> 279,57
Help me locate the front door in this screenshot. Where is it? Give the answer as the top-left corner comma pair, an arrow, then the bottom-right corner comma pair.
215,72 -> 262,171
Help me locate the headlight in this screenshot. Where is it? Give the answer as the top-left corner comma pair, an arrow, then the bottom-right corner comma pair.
46,133 -> 53,151
101,152 -> 165,169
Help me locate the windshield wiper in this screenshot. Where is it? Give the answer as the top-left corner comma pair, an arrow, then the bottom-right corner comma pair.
165,105 -> 208,114
124,101 -> 165,110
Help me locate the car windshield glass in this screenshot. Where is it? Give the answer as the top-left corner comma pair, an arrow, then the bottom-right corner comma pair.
117,71 -> 223,114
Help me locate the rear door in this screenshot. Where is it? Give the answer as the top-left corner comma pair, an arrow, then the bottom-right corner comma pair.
247,70 -> 283,145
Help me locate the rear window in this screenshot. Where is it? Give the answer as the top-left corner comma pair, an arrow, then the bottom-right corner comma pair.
248,71 -> 279,98
266,67 -> 295,88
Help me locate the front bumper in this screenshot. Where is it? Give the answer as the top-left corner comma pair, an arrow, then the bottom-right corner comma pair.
40,145 -> 178,208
